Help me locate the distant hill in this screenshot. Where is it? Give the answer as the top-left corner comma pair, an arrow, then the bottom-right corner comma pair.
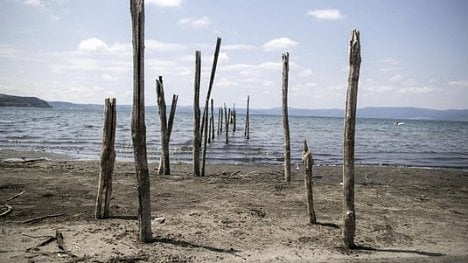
46,100 -> 468,122
0,94 -> 51,108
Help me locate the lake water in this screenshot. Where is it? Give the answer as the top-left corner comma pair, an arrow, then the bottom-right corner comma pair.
1,107 -> 467,168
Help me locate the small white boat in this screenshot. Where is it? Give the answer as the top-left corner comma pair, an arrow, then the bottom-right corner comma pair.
394,121 -> 405,126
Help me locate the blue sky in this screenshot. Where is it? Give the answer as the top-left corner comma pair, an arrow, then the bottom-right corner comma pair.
1,0 -> 467,109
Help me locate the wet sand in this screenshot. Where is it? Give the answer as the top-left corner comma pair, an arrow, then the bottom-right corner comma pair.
1,151 -> 467,262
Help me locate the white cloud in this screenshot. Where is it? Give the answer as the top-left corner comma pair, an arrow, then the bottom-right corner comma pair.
448,80 -> 468,88
307,9 -> 344,20
23,0 -> 44,7
179,16 -> 211,29
262,37 -> 298,52
146,0 -> 182,7
78,38 -> 109,52
145,40 -> 186,52
102,74 -> 119,82
223,44 -> 256,51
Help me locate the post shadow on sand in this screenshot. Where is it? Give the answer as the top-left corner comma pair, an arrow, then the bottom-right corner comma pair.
152,236 -> 241,255
349,244 -> 446,257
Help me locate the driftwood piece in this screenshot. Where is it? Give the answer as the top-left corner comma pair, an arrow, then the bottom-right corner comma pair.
21,214 -> 65,224
0,204 -> 13,218
342,29 -> 361,249
95,98 -> 116,219
282,52 -> 291,182
55,229 -> 66,251
193,50 -> 201,177
130,0 -> 152,242
302,140 -> 316,224
6,190 -> 26,202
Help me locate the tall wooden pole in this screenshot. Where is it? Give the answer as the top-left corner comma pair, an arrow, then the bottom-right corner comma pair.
302,140 -> 316,224
342,29 -> 361,249
130,0 -> 152,243
95,98 -> 116,219
156,76 -> 170,175
201,37 -> 221,177
282,52 -> 291,183
193,51 -> 201,177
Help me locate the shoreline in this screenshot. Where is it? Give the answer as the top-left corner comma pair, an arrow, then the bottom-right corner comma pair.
1,149 -> 467,171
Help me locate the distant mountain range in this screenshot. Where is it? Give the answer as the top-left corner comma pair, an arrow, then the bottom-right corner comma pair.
1,94 -> 467,121
49,101 -> 468,122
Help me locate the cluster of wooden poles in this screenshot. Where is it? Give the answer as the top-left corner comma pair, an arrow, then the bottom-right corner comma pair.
96,0 -> 361,250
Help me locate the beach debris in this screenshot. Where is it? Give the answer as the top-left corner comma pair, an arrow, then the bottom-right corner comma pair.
5,190 -> 26,202
21,213 -> 65,224
152,216 -> 166,224
0,204 -> 13,218
249,208 -> 266,218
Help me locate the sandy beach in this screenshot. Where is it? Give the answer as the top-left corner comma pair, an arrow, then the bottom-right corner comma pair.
0,150 -> 467,262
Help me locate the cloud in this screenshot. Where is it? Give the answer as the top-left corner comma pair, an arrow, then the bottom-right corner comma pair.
179,16 -> 211,28
223,44 -> 256,51
145,40 -> 186,52
448,80 -> 468,88
307,9 -> 344,20
262,37 -> 298,52
146,0 -> 182,7
78,38 -> 108,52
102,74 -> 119,82
23,0 -> 44,7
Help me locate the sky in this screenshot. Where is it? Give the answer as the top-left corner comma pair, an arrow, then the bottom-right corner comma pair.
1,0 -> 467,110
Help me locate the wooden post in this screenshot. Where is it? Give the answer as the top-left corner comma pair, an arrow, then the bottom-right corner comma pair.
302,140 -> 316,224
342,29 -> 361,249
244,95 -> 250,139
201,37 -> 222,177
157,94 -> 178,174
95,98 -> 116,219
218,107 -> 223,134
211,99 -> 215,141
232,104 -> 236,132
193,51 -> 201,177
224,103 -> 229,144
282,52 -> 291,183
130,0 -> 152,243
156,76 -> 170,175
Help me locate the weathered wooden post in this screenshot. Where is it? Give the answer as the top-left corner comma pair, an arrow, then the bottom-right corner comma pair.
342,29 -> 361,249
232,104 -> 236,132
210,99 -> 215,141
302,140 -> 316,224
282,52 -> 291,182
224,103 -> 229,144
193,51 -> 201,177
95,98 -> 116,219
130,0 -> 152,242
157,93 -> 178,174
156,76 -> 170,175
201,37 -> 221,177
244,95 -> 250,139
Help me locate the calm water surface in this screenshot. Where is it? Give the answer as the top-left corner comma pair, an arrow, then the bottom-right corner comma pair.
1,107 -> 467,168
